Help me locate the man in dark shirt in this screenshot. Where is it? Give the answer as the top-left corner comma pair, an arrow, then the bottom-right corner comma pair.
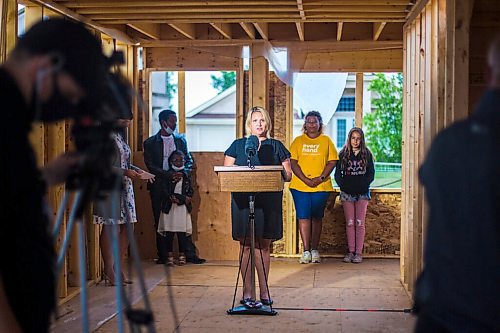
144,109 -> 206,264
0,19 -> 106,332
414,36 -> 500,332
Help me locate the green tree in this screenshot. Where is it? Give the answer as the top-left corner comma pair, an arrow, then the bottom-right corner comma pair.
364,73 -> 403,163
211,71 -> 236,93
165,72 -> 177,108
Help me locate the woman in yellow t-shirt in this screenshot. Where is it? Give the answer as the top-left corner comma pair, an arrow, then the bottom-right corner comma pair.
289,111 -> 338,264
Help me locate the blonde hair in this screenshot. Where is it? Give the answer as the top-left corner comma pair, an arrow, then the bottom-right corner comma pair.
245,106 -> 272,138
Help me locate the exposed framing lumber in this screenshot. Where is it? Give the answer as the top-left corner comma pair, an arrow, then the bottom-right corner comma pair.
306,5 -> 408,13
210,22 -> 232,39
61,0 -> 299,8
306,0 -> 411,4
141,39 -> 403,50
0,0 -> 17,62
296,0 -> 306,20
93,18 -> 406,24
355,72 -> 364,127
405,0 -> 430,29
239,22 -> 256,39
178,71 -> 186,133
295,22 -> 304,41
128,23 -> 160,40
28,0 -> 138,44
337,21 -> 343,41
75,6 -> 300,15
253,22 -> 269,40
169,23 -> 196,39
373,21 -> 387,41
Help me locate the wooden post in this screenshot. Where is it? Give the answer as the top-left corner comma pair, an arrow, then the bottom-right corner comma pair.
236,58 -> 245,138
26,5 -> 45,168
0,0 -> 17,62
249,56 -> 269,110
178,71 -> 186,134
355,73 -> 364,128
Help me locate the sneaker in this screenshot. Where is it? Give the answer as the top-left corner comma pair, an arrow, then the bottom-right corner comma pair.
299,251 -> 312,264
343,252 -> 355,263
166,256 -> 175,266
311,250 -> 321,263
352,253 -> 363,263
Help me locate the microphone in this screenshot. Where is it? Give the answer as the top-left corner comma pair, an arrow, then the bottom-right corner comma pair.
245,135 -> 259,157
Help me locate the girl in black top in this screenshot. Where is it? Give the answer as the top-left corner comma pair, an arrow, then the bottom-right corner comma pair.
334,127 -> 375,263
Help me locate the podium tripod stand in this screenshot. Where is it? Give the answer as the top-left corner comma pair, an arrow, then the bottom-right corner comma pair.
214,165 -> 284,316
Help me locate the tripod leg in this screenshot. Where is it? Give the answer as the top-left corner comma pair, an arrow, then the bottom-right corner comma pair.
123,220 -> 156,331
76,218 -> 90,333
55,190 -> 83,282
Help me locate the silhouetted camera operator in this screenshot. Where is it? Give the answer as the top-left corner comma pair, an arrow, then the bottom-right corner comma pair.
0,18 -> 111,333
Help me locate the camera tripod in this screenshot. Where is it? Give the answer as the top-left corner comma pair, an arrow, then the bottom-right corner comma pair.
52,172 -> 156,333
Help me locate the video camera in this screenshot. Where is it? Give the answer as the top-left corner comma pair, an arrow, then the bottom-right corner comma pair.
66,51 -> 137,204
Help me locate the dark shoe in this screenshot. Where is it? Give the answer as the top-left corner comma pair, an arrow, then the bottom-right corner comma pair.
155,258 -> 166,265
260,298 -> 273,306
187,256 -> 206,264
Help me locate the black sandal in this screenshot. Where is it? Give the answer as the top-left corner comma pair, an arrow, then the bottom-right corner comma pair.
260,298 -> 273,306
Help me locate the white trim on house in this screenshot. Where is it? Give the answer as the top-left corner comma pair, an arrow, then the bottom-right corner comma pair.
186,85 -> 236,118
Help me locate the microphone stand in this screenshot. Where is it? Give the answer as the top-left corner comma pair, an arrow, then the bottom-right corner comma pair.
227,151 -> 277,316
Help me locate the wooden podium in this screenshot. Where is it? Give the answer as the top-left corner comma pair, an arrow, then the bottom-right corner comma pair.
214,165 -> 283,316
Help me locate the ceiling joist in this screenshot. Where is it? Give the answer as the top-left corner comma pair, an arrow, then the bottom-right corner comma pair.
169,23 -> 197,39
128,23 -> 160,40
253,22 -> 269,40
210,22 -> 232,39
27,0 -> 415,44
337,21 -> 343,41
239,22 -> 256,39
296,22 -> 305,41
373,21 -> 387,41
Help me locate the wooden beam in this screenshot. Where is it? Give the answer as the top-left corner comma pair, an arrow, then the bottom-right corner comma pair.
249,56 -> 269,110
75,6 -> 299,14
239,22 -> 255,39
169,23 -> 196,39
62,1 -> 298,8
306,5 -> 408,13
253,22 -> 269,40
295,22 -> 304,41
128,23 -> 160,40
405,0 -> 430,29
337,21 -> 343,41
306,0 -> 411,4
373,21 -> 387,41
210,22 -> 232,39
28,0 -> 138,44
93,17 -> 406,24
178,71 -> 186,133
296,0 -> 306,20
355,72 -> 364,127
0,0 -> 17,62
142,39 -> 403,51
26,5 -> 45,168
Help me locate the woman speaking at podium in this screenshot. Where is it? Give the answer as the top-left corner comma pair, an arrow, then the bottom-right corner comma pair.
224,106 -> 292,307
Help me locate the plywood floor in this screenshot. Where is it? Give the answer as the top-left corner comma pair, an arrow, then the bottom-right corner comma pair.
51,258 -> 416,333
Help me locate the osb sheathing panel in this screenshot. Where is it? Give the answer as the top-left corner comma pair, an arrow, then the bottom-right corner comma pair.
318,192 -> 401,256
189,152 -> 240,260
133,152 -> 158,259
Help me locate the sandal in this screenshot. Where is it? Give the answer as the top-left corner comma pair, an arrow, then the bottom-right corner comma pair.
260,298 -> 273,306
